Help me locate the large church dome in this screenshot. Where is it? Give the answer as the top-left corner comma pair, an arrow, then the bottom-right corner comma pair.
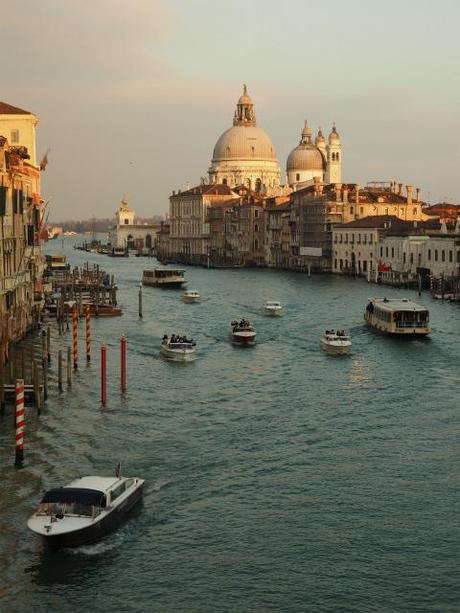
208,85 -> 281,192
212,125 -> 277,161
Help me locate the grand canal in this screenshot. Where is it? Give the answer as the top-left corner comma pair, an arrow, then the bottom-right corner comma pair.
1,237 -> 458,612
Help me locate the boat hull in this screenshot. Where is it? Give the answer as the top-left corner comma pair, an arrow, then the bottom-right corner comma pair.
264,308 -> 282,317
320,339 -> 351,355
143,280 -> 185,289
231,331 -> 256,346
160,346 -> 195,361
182,296 -> 200,303
32,483 -> 144,549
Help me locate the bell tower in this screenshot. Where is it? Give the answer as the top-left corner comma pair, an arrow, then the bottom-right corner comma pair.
116,196 -> 134,226
326,124 -> 342,184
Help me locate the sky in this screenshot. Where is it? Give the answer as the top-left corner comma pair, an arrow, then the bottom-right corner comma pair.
2,0 -> 460,220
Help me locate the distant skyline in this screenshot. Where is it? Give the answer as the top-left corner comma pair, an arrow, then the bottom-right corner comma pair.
3,0 -> 460,219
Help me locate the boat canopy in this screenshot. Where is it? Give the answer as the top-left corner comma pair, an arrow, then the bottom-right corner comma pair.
41,487 -> 106,507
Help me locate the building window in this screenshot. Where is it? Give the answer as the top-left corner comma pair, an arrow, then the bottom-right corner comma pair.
369,234 -> 373,244
435,249 -> 438,261
360,207 -> 364,215
385,208 -> 389,215
255,209 -> 259,218
334,235 -> 337,243
391,247 -> 394,258
449,250 -> 453,262
413,207 -> 417,215
418,253 -> 421,265
350,206 -> 354,215
11,129 -> 19,143
222,178 -> 227,185
345,234 -> 348,244
339,259 -> 343,270
339,234 -> 342,243
296,173 -> 300,181
385,247 -> 388,257
254,239 -> 259,250
357,234 -> 361,244
380,247 -> 383,257
334,259 -> 337,269
254,223 -> 259,232
363,260 -> 367,272
403,252 -> 406,263
441,250 -> 445,262
124,219 -> 129,225
410,253 -> 413,264
428,249 -> 431,261
336,152 -> 340,161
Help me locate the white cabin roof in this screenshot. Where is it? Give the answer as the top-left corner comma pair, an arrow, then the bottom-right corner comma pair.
68,476 -> 122,492
372,298 -> 428,312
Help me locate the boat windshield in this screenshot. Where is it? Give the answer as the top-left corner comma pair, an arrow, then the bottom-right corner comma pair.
37,501 -> 101,517
169,342 -> 194,349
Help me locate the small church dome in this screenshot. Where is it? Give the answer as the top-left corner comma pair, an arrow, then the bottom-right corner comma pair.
287,121 -> 326,172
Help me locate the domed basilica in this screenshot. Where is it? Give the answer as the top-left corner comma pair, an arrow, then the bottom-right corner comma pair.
208,86 -> 342,194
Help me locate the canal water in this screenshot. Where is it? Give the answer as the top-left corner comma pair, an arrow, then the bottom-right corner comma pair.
1,237 -> 458,612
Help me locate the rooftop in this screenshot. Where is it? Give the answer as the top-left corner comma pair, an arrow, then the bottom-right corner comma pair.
0,101 -> 33,115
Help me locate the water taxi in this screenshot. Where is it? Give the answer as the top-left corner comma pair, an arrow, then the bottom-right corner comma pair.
364,298 -> 431,336
320,330 -> 352,355
182,290 -> 201,303
264,301 -> 283,316
160,335 -> 196,361
27,472 -> 144,549
142,268 -> 186,288
231,319 -> 256,346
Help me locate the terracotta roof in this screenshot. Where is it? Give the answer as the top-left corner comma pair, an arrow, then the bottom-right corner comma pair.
336,215 -> 412,229
0,101 -> 33,115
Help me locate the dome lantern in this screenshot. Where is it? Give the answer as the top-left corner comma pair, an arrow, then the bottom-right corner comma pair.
233,84 -> 256,127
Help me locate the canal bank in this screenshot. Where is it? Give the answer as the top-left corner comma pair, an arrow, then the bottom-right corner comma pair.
1,235 -> 458,612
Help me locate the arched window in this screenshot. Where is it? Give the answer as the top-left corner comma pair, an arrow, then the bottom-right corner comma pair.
441,250 -> 445,262
145,234 -> 152,249
222,178 -> 227,185
331,152 -> 335,161
255,178 -> 262,192
350,206 -> 354,215
435,250 -> 438,261
254,223 -> 259,232
428,249 -> 431,261
226,146 -> 230,156
251,146 -> 255,156
336,152 -> 340,161
254,239 -> 259,250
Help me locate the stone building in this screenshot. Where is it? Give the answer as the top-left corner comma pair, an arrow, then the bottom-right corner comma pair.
0,102 -> 44,359
108,196 -> 160,252
265,199 -> 292,269
168,184 -> 235,264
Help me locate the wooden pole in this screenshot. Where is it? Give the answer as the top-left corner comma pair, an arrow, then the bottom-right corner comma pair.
121,336 -> 127,392
58,349 -> 63,392
41,330 -> 46,368
85,304 -> 91,362
0,355 -> 5,415
14,379 -> 25,467
138,284 -> 143,318
101,345 -> 107,405
43,359 -> 48,401
33,361 -> 41,415
47,325 -> 51,364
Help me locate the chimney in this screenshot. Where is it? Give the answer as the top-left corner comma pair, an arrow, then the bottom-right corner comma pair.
342,186 -> 348,203
335,183 -> 342,202
355,184 -> 360,203
172,190 -> 176,196
398,183 -> 403,196
406,185 -> 413,206
416,187 -> 420,202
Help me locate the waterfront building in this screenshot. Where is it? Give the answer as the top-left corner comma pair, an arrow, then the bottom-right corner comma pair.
0,103 -> 44,359
108,197 -> 160,251
208,86 -> 285,195
265,199 -> 292,269
168,184 -> 235,265
287,122 -> 341,189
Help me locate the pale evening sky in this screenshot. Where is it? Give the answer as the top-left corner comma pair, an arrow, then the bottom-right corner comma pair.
2,0 -> 460,220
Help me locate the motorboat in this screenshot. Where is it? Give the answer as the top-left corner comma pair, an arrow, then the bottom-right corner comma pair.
182,290 -> 201,303
320,330 -> 352,355
27,471 -> 144,549
160,335 -> 196,361
364,298 -> 431,336
264,301 -> 283,316
231,319 -> 256,346
142,268 -> 186,288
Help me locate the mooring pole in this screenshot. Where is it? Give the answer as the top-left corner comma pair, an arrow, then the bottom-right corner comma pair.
138,283 -> 143,319
85,303 -> 91,362
72,306 -> 78,369
58,349 -> 63,392
14,379 -> 25,467
67,346 -> 72,387
0,355 -> 5,416
101,345 -> 107,405
33,361 -> 41,415
47,325 -> 51,364
121,336 -> 127,392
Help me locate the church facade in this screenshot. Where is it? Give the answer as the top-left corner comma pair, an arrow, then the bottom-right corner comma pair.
108,197 -> 160,252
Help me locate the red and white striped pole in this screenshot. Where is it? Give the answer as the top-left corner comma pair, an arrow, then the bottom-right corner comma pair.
85,304 -> 91,362
121,335 -> 127,392
15,379 -> 25,466
101,345 -> 107,405
72,306 -> 78,370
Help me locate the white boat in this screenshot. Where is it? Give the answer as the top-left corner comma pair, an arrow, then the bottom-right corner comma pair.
264,301 -> 283,316
364,298 -> 431,336
182,290 -> 201,303
142,268 -> 186,288
27,472 -> 144,549
320,330 -> 352,355
160,335 -> 196,361
230,319 -> 256,346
